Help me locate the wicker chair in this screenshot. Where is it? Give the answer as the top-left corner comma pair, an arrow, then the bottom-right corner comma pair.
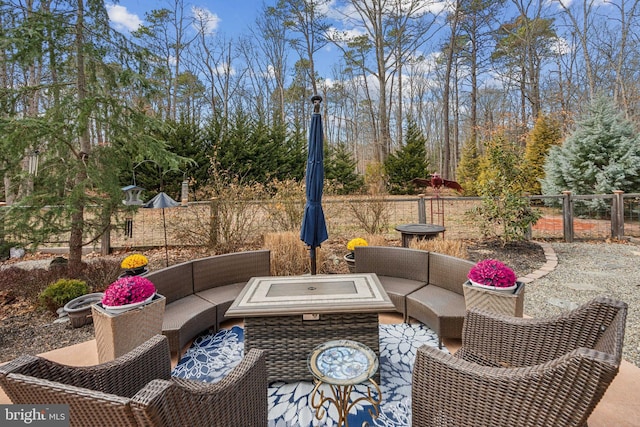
0,334 -> 268,427
0,334 -> 171,427
131,348 -> 268,427
412,296 -> 627,427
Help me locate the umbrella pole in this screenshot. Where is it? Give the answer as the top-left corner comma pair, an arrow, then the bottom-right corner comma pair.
162,208 -> 169,267
310,247 -> 317,275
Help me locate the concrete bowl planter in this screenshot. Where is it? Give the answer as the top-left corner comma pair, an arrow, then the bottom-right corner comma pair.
63,293 -> 104,328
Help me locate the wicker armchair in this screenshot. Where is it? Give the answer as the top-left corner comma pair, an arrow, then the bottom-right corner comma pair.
412,296 -> 627,427
131,348 -> 268,427
0,334 -> 171,427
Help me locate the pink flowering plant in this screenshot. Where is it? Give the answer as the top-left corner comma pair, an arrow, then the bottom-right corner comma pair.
101,276 -> 156,306
467,259 -> 517,288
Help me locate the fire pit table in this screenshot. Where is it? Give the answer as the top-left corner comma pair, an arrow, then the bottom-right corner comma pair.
225,273 -> 394,382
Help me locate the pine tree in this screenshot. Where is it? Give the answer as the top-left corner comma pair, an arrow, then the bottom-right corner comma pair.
0,2 -> 185,272
384,119 -> 430,195
523,114 -> 561,195
541,96 -> 640,208
325,143 -> 364,195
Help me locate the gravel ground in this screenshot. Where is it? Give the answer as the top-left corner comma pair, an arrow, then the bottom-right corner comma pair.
524,241 -> 640,367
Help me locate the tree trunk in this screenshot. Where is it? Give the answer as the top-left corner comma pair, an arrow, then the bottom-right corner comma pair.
69,0 -> 91,277
443,10 -> 459,178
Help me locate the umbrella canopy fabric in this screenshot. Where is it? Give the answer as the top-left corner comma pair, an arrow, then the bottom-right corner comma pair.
143,192 -> 180,209
300,99 -> 328,274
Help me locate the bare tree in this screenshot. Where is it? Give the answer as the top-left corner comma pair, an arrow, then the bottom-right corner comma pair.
330,0 -> 440,162
252,4 -> 290,125
278,0 -> 330,95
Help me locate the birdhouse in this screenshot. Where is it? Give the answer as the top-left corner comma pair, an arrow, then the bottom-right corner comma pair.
121,185 -> 145,206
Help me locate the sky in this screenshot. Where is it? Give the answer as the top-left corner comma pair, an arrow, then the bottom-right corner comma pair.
105,0 -> 449,84
107,1 -> 265,38
107,0 -> 342,78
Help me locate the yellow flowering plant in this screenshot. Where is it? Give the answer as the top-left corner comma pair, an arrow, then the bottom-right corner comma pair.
347,238 -> 368,252
121,254 -> 148,269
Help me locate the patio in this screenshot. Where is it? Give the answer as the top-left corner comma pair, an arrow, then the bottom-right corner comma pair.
2,313 -> 639,426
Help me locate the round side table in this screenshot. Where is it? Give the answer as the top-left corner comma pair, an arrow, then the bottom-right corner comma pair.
395,223 -> 445,247
308,339 -> 381,427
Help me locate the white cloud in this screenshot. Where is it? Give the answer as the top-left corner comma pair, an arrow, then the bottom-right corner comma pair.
106,4 -> 142,32
327,26 -> 366,43
547,0 -> 612,10
550,37 -> 572,55
215,63 -> 235,77
192,6 -> 221,35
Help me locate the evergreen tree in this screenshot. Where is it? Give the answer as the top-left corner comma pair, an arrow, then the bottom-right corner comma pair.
0,1 -> 185,273
209,110 -> 306,186
523,114 -> 561,195
384,119 -> 430,195
541,96 -> 640,208
456,138 -> 481,196
325,143 -> 365,195
162,117 -> 208,201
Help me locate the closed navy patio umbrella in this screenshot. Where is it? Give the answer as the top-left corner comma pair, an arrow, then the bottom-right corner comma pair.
300,95 -> 328,275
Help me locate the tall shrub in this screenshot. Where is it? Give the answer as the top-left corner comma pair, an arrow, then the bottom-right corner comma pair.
325,143 -> 365,195
456,138 -> 481,196
469,134 -> 540,243
523,114 -> 562,195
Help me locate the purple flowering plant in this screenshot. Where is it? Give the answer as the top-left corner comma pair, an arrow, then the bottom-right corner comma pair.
101,276 -> 156,306
467,259 -> 517,288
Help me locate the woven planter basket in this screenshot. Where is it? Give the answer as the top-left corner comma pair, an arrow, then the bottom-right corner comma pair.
463,280 -> 525,317
92,294 -> 166,363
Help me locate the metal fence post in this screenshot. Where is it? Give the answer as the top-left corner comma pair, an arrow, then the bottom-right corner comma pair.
418,194 -> 426,224
612,190 -> 624,240
562,191 -> 574,242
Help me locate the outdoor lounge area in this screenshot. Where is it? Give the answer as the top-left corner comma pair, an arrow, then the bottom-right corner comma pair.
1,299 -> 638,426
1,244 -> 639,426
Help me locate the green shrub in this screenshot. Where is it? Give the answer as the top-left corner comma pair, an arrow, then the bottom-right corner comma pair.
469,134 -> 540,244
38,279 -> 89,313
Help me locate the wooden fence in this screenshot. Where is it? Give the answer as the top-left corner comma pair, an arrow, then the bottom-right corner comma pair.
105,191 -> 640,251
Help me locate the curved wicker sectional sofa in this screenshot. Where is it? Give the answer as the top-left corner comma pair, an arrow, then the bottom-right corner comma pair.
145,246 -> 470,354
144,250 -> 271,354
354,246 -> 474,348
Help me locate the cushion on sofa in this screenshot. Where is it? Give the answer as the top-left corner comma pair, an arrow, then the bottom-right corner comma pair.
162,295 -> 217,353
428,252 -> 474,295
145,262 -> 194,303
192,250 -> 271,293
196,283 -> 246,326
406,284 -> 466,345
376,275 -> 427,317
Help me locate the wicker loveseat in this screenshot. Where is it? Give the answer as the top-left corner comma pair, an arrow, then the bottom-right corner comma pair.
0,335 -> 269,427
144,250 -> 271,354
412,297 -> 627,427
354,246 -> 474,347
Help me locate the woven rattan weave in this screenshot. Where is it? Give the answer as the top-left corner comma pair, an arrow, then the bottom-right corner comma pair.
92,294 -> 166,363
245,312 -> 380,382
412,297 -> 627,427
